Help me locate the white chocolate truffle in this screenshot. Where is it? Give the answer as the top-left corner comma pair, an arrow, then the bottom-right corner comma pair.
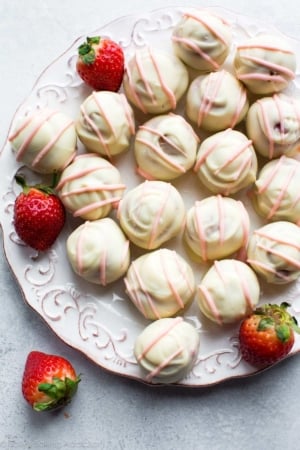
246,94 -> 300,159
123,47 -> 189,114
9,108 -> 77,174
194,129 -> 257,195
247,221 -> 300,284
251,156 -> 300,224
134,113 -> 199,181
57,153 -> 125,220
117,180 -> 185,250
234,34 -> 296,95
186,70 -> 249,132
134,317 -> 200,383
124,249 -> 195,320
172,10 -> 232,72
66,218 -> 130,285
76,91 -> 135,158
197,259 -> 260,325
184,195 -> 250,262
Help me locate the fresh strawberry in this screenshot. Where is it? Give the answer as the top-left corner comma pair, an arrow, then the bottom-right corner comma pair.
76,36 -> 124,91
22,351 -> 80,412
239,302 -> 300,368
14,175 -> 65,251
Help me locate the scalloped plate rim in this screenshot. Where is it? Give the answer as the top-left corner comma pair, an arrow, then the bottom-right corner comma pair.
1,5 -> 300,387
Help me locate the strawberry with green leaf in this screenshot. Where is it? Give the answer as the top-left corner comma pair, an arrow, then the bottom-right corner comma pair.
239,302 -> 300,368
76,36 -> 124,91
22,351 -> 80,412
14,174 -> 65,251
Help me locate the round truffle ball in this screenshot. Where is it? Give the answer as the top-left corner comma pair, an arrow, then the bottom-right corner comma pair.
234,34 -> 296,95
246,94 -> 300,159
76,91 -> 135,159
251,156 -> 300,225
172,9 -> 232,72
194,128 -> 257,195
247,221 -> 300,284
123,47 -> 189,114
186,70 -> 249,132
134,113 -> 199,181
9,108 -> 77,174
117,180 -> 185,250
184,195 -> 250,262
197,259 -> 260,325
66,218 -> 130,285
134,317 -> 200,383
57,153 -> 125,220
124,248 -> 195,320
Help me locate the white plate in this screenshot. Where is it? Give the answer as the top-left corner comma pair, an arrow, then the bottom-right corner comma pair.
1,6 -> 300,386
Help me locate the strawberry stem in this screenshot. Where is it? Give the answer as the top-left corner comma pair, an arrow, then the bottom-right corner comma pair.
78,36 -> 100,65
255,302 -> 300,343
275,323 -> 291,343
34,375 -> 81,412
15,173 -> 60,195
15,174 -> 28,191
257,317 -> 274,331
50,171 -> 61,189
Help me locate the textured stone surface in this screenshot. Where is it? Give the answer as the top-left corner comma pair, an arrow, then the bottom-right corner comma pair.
1,1 -> 300,449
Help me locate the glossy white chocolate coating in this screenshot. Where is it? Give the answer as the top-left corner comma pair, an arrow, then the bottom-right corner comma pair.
9,108 -> 77,174
186,70 -> 249,132
247,221 -> 300,284
194,128 -> 257,195
246,94 -> 300,159
134,113 -> 199,181
117,180 -> 185,250
172,10 -> 232,72
76,91 -> 135,158
184,195 -> 250,262
251,156 -> 300,224
66,218 -> 130,286
123,47 -> 189,114
124,248 -> 195,320
197,259 -> 260,325
234,34 -> 296,95
134,317 -> 200,383
57,153 -> 125,220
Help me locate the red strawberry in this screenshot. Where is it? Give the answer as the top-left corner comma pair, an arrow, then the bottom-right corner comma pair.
239,302 -> 300,368
14,175 -> 65,251
22,351 -> 80,412
76,36 -> 124,91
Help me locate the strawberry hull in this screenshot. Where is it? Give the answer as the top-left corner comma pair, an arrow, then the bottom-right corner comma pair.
22,351 -> 80,412
76,37 -> 124,91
